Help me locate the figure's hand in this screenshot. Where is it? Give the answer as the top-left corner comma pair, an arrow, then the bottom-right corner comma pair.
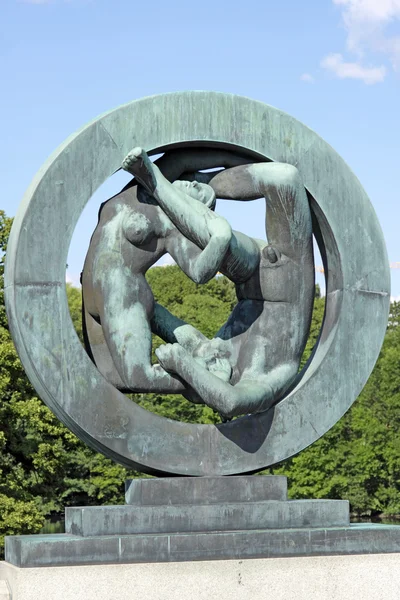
155,343 -> 184,372
206,355 -> 232,383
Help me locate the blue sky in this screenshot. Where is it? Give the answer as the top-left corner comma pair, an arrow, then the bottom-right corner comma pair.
1,0 -> 399,296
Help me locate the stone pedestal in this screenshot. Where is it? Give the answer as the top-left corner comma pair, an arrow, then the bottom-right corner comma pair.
4,476 -> 400,568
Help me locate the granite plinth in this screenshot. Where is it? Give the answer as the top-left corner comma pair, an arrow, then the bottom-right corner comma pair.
6,476 -> 400,569
5,524 -> 400,568
65,499 -> 349,537
125,475 -> 288,505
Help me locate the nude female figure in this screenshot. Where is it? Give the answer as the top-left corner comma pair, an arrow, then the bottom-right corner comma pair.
122,148 -> 315,419
81,148 -> 252,394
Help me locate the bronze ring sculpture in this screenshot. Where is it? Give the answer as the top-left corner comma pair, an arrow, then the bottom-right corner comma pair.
4,92 -> 390,476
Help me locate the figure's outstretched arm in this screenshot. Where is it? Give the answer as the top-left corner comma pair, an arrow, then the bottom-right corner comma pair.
155,343 -> 296,420
122,147 -> 219,248
122,148 -> 261,285
123,147 -> 233,282
151,303 -> 208,353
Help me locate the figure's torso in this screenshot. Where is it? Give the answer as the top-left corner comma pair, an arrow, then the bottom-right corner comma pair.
196,242 -> 314,387
81,187 -> 172,317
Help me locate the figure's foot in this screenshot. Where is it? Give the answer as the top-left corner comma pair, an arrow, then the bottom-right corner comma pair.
121,147 -> 145,173
155,343 -> 183,372
205,355 -> 232,383
122,147 -> 157,194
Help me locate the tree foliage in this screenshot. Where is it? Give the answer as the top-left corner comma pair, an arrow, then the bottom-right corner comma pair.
268,299 -> 400,516
0,214 -> 136,554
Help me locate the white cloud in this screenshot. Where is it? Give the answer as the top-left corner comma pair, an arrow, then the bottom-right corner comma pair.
330,0 -> 400,72
334,0 -> 400,23
321,52 -> 387,83
300,73 -> 315,83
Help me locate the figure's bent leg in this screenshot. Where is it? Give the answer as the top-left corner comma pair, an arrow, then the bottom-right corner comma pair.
151,304 -> 214,406
156,343 -> 297,419
208,162 -> 312,258
83,307 -> 132,393
124,148 -> 243,284
94,271 -> 187,394
154,147 -> 256,183
122,147 -> 217,249
250,163 -> 312,257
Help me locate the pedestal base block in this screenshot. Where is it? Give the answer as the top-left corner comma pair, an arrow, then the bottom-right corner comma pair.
5,477 -> 400,568
5,524 -> 400,568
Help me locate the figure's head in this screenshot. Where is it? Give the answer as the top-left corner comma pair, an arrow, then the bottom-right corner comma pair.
173,180 -> 216,210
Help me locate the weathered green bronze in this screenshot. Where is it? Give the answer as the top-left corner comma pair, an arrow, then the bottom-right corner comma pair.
82,145 -> 314,421
4,92 -> 390,476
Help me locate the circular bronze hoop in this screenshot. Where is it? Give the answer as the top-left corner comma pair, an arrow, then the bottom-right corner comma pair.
5,92 -> 390,476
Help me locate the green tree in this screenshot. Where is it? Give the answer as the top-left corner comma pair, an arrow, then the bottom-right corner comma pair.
0,211 -> 46,549
299,291 -> 325,369
268,296 -> 400,517
0,213 -> 136,555
66,283 -> 83,342
0,211 -> 12,330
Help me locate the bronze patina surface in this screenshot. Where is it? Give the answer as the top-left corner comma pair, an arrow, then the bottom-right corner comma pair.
4,92 -> 390,476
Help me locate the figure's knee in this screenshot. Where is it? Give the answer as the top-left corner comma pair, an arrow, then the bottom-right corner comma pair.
250,162 -> 301,190
271,361 -> 299,397
215,393 -> 243,421
121,364 -> 156,392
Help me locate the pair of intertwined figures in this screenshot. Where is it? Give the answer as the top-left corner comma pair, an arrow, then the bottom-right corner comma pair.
81,147 -> 314,421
